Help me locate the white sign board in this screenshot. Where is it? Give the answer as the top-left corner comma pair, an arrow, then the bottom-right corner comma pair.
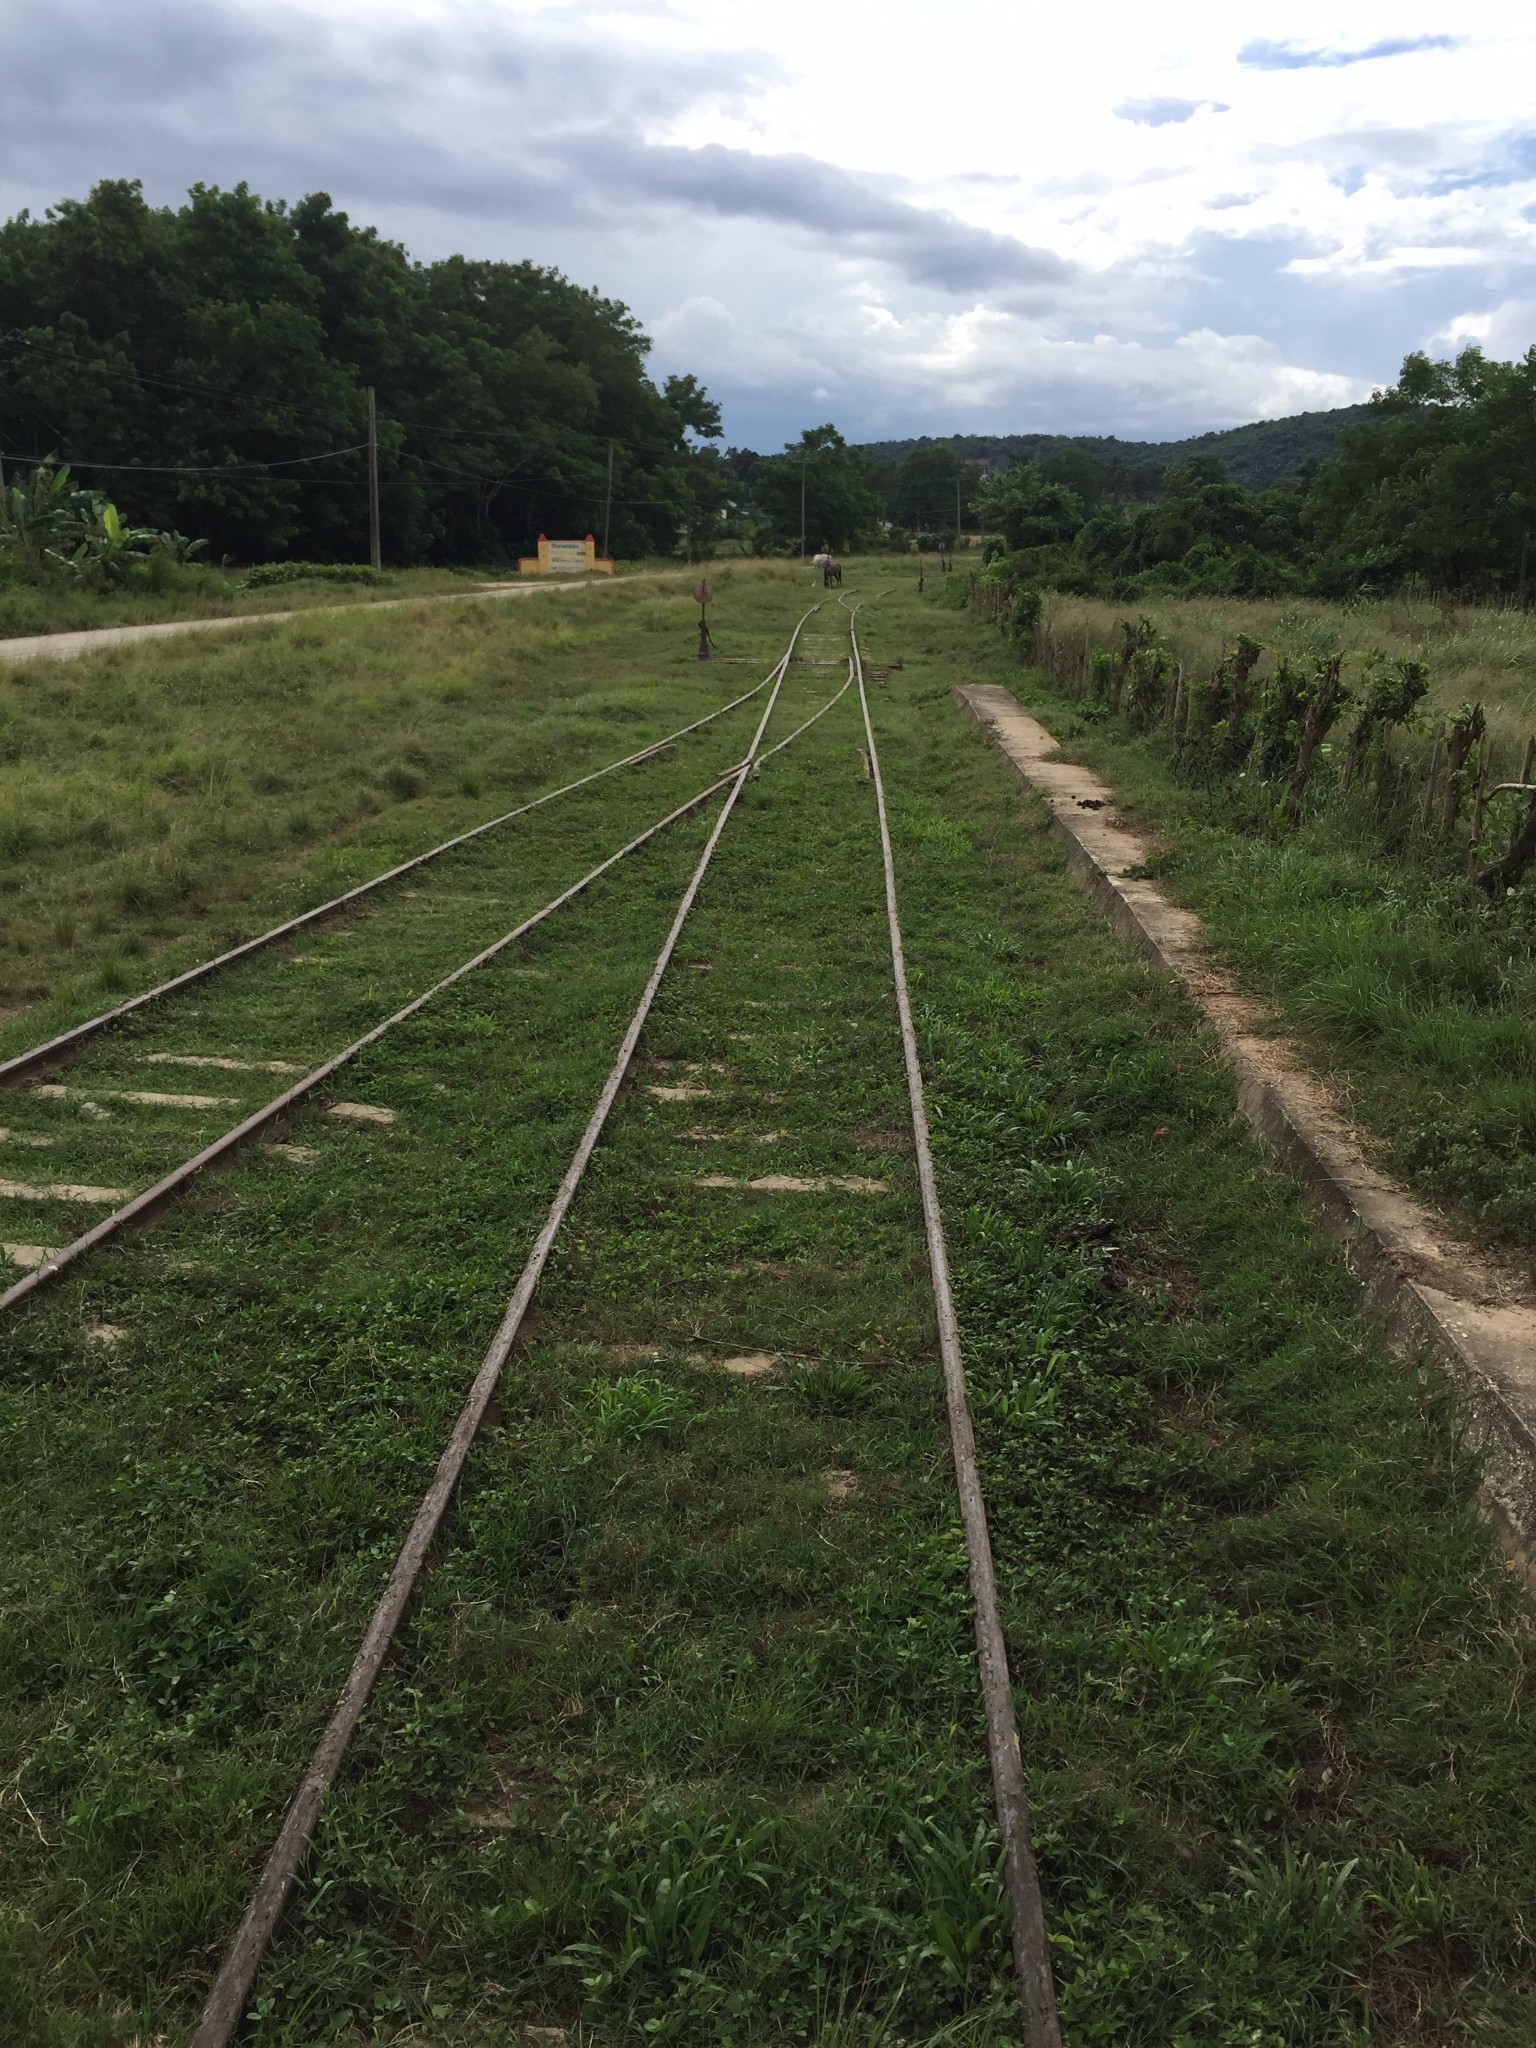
546,540 -> 589,573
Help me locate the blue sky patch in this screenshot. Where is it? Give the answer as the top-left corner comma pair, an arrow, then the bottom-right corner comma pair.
1239,35 -> 1462,71
1116,96 -> 1228,127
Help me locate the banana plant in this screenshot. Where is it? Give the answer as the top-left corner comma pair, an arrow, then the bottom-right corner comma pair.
0,461 -> 96,571
4,460 -> 205,584
48,498 -> 205,585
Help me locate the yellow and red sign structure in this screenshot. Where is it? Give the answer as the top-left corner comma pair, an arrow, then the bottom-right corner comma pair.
517,534 -> 616,576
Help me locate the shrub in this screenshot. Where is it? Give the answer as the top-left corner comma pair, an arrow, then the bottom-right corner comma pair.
241,561 -> 394,590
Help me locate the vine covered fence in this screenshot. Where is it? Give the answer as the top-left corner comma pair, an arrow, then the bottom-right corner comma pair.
967,569 -> 1536,894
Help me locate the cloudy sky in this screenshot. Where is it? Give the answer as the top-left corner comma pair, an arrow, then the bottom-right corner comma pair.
2,0 -> 1534,448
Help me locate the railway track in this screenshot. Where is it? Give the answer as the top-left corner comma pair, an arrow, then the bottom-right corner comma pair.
848,599 -> 1059,2044
0,618 -> 823,1309
0,661 -> 788,1093
2,595 -> 1060,2043
5,576 -> 1530,2045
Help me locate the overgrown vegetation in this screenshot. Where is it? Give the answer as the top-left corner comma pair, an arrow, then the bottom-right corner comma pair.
961,345 -> 1536,605
955,570 -> 1536,1269
239,560 -> 393,590
975,557 -> 1536,894
0,570 -> 1533,2044
0,461 -> 203,589
0,458 -> 218,633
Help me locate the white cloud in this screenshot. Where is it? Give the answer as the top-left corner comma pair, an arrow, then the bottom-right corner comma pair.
652,288 -> 1371,446
0,0 -> 1533,444
1438,298 -> 1536,356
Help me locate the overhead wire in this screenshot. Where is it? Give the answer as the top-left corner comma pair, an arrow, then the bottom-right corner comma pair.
0,436 -> 700,509
0,445 -> 367,477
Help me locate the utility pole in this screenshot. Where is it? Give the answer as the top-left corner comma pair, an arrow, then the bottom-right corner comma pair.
800,456 -> 807,558
0,327 -> 15,496
956,473 -> 962,541
366,386 -> 381,572
602,437 -> 614,560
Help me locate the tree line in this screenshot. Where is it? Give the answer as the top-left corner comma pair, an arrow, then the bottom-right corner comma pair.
862,408 -> 1383,496
0,180 -> 978,574
725,357 -> 1536,600
4,182 -> 1530,596
0,180 -> 726,567
970,346 -> 1536,605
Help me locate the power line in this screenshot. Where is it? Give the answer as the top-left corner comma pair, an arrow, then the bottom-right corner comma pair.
0,441 -> 710,516
0,444 -> 366,476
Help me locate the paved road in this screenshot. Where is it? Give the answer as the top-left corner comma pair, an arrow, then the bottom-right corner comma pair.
0,578 -> 594,667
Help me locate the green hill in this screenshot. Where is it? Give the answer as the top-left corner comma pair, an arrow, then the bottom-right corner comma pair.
861,404 -> 1382,494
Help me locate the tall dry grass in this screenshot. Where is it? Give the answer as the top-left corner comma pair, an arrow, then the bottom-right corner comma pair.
1041,591 -> 1536,763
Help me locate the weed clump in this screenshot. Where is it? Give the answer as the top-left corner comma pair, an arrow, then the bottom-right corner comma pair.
241,562 -> 395,590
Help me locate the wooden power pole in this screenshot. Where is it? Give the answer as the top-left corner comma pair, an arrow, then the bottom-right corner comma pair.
0,328 -> 13,496
366,386 -> 381,571
602,437 -> 614,560
800,456 -> 807,557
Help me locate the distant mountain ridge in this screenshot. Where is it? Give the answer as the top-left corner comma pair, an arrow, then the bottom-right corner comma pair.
860,403 -> 1382,493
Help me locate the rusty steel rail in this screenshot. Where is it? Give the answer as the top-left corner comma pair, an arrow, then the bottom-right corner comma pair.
848,598 -> 1063,2046
758,655 -> 854,761
185,614 -> 816,2048
0,671 -> 781,1089
2,618 -> 833,1317
2,776 -> 731,1313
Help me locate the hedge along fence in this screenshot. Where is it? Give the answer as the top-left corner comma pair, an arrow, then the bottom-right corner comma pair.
967,568 -> 1536,896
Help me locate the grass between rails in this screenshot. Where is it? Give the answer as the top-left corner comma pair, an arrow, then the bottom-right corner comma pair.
0,562 -> 814,1040
239,650 -> 1004,2046
0,763 -> 748,2043
976,591 -> 1536,1272
0,664 -> 795,1278
0,567 -> 1531,2045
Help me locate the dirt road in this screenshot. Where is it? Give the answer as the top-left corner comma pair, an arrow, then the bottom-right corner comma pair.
0,577 -> 592,666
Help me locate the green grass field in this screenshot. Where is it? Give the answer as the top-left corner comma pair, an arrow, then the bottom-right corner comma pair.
1,565 -> 1532,2045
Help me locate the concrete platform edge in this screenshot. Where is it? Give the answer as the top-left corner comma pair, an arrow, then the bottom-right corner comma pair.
956,681 -> 1536,1571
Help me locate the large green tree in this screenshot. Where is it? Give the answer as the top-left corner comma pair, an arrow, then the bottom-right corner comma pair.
883,442 -> 979,534
1304,347 -> 1536,599
0,180 -> 722,564
974,461 -> 1086,550
753,425 -> 882,553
